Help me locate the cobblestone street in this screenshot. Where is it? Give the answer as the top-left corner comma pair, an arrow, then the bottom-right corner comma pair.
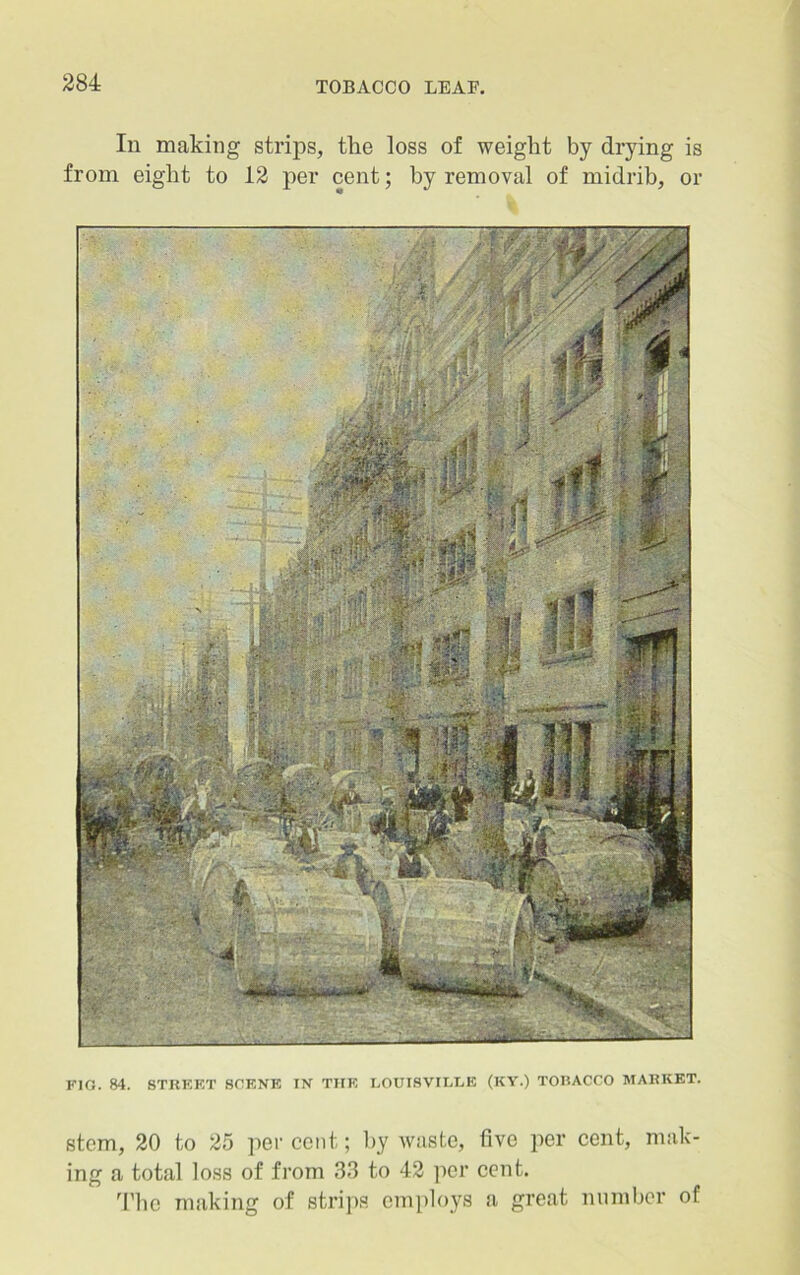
79,843 -> 689,1046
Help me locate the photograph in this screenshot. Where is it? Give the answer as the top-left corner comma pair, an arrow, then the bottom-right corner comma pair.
77,225 -> 691,1046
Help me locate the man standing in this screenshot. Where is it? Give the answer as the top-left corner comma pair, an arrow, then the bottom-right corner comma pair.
389,837 -> 436,879
340,777 -> 362,806
332,838 -> 373,895
650,798 -> 682,903
407,775 -> 424,809
421,773 -> 442,811
450,775 -> 474,822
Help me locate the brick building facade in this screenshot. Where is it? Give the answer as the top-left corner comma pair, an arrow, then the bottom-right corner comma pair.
259,227 -> 690,846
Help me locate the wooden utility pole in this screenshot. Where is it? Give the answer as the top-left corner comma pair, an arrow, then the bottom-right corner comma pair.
245,582 -> 257,759
228,471 -> 302,759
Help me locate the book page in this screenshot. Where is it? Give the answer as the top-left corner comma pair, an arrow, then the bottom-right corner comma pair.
1,2 -> 792,1271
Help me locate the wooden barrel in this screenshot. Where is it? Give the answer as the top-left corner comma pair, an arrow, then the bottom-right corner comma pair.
372,880 -> 422,972
233,870 -> 382,995
282,763 -> 333,816
233,760 -> 283,814
197,848 -> 297,958
526,846 -> 653,940
189,834 -> 288,921
534,814 -> 656,862
398,881 -> 535,996
132,750 -> 182,797
189,838 -> 221,920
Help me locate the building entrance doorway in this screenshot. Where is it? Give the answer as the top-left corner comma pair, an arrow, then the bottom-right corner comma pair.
625,629 -> 676,826
503,725 -> 518,798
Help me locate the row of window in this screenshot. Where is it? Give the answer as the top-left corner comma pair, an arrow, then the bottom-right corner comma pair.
431,627 -> 471,682
402,641 -> 423,688
505,277 -> 532,340
440,336 -> 479,403
553,228 -> 605,288
553,320 -> 604,413
402,554 -> 425,601
313,334 -> 672,599
311,589 -> 369,642
309,474 -> 426,594
314,589 -> 593,669
542,589 -> 594,659
310,626 -> 473,703
552,455 -> 602,530
440,428 -> 478,496
437,526 -> 477,585
342,656 -> 363,699
310,523 -> 369,591
313,724 -> 468,780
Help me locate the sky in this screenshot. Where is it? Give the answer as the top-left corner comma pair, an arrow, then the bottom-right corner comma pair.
78,227 -> 477,757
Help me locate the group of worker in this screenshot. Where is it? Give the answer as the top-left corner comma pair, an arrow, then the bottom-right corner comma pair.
408,774 -> 475,822
287,806 -> 434,897
327,766 -> 687,905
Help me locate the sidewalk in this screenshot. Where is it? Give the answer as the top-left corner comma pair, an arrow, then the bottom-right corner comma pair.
534,900 -> 691,1038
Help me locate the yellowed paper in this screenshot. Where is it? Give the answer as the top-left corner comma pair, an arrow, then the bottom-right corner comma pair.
0,1 -> 793,1271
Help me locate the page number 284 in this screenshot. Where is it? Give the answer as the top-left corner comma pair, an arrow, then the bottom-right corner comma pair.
63,73 -> 101,92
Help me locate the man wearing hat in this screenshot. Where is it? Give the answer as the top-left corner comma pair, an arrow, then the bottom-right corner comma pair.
332,838 -> 372,895
389,836 -> 436,879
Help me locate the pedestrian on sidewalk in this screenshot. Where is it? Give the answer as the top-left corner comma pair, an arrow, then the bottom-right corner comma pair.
650,798 -> 682,903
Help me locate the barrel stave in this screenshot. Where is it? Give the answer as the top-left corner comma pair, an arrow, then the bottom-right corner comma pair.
398,881 -> 534,996
233,870 -> 381,996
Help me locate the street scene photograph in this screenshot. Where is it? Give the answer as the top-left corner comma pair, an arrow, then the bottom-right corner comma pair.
78,224 -> 691,1046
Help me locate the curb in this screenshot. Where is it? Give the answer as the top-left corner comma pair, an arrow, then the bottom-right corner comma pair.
534,966 -> 681,1040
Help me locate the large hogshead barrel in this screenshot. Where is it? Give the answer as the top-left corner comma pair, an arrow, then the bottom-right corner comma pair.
526,846 -> 653,941
372,880 -> 422,972
533,816 -> 659,875
197,845 -> 294,958
189,834 -> 288,922
233,760 -> 283,814
189,839 -> 220,921
233,870 -> 382,995
282,763 -> 333,816
398,880 -> 535,996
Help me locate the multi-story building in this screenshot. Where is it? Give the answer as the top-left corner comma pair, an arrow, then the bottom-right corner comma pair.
261,549 -> 308,769
262,227 -> 690,848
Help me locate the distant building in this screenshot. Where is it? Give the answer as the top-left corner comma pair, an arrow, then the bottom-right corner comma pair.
165,621 -> 231,769
260,228 -> 690,847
